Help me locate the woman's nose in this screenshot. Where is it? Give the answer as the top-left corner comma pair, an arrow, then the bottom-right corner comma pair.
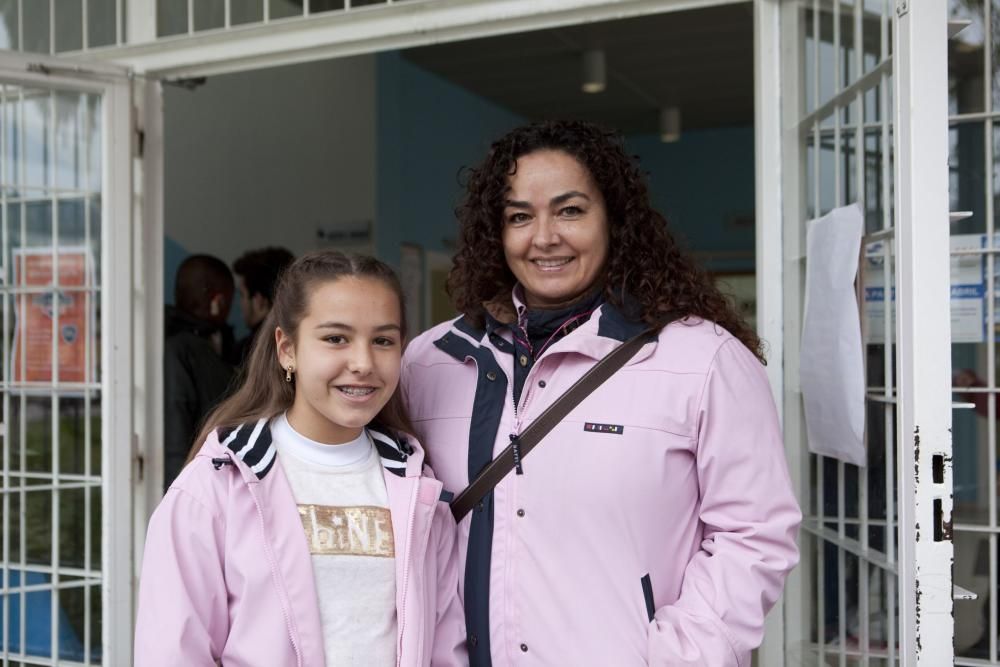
531,217 -> 560,248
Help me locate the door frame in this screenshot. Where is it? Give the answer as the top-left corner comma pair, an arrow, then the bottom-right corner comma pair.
101,0 -> 792,662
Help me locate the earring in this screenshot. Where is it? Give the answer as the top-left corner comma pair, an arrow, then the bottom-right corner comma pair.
285,365 -> 294,383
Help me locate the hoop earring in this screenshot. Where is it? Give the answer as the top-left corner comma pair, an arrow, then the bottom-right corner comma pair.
285,365 -> 294,383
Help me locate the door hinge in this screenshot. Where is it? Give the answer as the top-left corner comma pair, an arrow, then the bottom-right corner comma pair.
133,433 -> 144,483
132,104 -> 145,158
895,0 -> 908,17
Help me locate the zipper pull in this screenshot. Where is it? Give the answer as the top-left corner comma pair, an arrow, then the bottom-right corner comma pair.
510,434 -> 524,475
211,457 -> 233,470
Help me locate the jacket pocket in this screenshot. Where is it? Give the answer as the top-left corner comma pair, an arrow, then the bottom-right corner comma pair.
641,574 -> 655,622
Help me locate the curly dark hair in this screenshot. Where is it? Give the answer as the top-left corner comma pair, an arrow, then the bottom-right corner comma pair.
447,119 -> 764,363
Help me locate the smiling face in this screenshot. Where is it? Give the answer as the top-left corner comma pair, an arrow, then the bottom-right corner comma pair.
501,149 -> 610,309
276,276 -> 402,444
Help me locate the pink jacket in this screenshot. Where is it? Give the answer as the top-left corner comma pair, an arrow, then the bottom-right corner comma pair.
134,419 -> 467,666
400,300 -> 801,666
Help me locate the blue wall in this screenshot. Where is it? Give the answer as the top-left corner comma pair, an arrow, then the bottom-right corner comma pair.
375,52 -> 526,267
375,51 -> 755,273
167,54 -> 757,330
626,128 -> 756,273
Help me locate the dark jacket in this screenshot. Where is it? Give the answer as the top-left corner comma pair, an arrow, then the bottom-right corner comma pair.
163,306 -> 235,489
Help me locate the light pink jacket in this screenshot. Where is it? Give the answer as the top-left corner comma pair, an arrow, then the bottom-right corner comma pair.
134,419 -> 467,666
400,301 -> 801,666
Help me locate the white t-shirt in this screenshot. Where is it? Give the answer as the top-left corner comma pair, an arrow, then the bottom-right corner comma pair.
272,413 -> 397,667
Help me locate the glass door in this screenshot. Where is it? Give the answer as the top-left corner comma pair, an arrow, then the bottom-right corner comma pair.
0,51 -> 134,666
779,0 -> 954,664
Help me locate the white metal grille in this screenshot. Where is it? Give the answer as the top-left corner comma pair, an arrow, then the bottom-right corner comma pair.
803,2 -> 900,663
155,0 -> 404,38
783,0 -> 954,664
0,1 -> 124,54
0,83 -> 103,665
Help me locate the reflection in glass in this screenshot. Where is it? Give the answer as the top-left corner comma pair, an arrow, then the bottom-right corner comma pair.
956,529 -> 995,657
231,0 -> 264,25
157,0 -> 188,37
819,131 -> 836,215
194,0 -> 225,31
843,132 -> 857,206
951,122 -> 987,235
88,0 -> 118,48
0,1 -> 19,50
806,135 -> 817,220
952,342 -> 991,522
270,0 -> 305,20
863,130 -> 886,234
20,1 -> 49,54
55,0 -> 83,53
841,2 -> 856,87
23,92 -> 51,191
862,0 -> 884,77
950,0 -> 986,114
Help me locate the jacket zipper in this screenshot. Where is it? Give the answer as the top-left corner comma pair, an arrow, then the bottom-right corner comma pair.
396,480 -> 419,666
235,455 -> 304,666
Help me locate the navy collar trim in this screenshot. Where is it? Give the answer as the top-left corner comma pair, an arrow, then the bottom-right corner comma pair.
219,418 -> 410,479
596,298 -> 650,342
442,293 -> 653,352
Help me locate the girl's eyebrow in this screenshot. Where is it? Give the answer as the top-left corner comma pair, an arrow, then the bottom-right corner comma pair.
315,322 -> 400,332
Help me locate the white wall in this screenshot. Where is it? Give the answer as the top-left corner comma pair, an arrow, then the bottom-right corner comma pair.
163,55 -> 376,267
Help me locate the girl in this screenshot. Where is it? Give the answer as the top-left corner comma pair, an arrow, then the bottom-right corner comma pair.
136,251 -> 466,667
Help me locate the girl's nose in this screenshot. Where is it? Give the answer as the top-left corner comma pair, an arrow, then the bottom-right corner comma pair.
348,344 -> 374,375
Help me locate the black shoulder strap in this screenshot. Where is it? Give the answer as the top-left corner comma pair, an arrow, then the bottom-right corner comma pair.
451,326 -> 658,521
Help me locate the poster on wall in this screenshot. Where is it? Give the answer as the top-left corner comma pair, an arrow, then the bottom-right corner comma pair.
11,247 -> 95,384
863,233 -> 996,344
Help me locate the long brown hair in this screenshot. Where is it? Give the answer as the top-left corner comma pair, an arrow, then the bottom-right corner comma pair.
448,120 -> 764,362
188,250 -> 415,458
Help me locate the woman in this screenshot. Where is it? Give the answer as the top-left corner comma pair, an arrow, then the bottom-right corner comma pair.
401,121 -> 800,666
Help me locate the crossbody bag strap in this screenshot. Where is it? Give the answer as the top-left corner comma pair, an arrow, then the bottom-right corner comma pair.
450,325 -> 659,521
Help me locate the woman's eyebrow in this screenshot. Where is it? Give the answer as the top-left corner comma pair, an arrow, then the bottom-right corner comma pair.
504,199 -> 531,209
504,191 -> 591,209
551,191 -> 590,206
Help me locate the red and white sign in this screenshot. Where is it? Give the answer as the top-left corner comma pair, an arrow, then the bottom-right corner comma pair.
12,248 -> 95,383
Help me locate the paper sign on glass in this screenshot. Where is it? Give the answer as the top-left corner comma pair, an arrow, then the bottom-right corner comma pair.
800,204 -> 866,467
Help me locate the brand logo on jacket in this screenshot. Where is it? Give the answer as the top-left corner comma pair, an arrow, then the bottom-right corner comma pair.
584,422 -> 624,435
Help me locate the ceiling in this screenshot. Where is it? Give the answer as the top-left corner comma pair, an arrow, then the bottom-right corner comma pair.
401,3 -> 756,135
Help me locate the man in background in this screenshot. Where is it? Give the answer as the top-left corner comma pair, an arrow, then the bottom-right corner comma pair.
164,254 -> 235,490
232,246 -> 294,364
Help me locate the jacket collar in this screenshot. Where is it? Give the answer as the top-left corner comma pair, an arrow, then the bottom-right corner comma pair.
441,298 -> 658,366
215,417 -> 421,480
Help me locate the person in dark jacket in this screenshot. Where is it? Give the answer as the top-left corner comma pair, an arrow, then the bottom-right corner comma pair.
231,246 -> 294,366
163,254 -> 236,490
